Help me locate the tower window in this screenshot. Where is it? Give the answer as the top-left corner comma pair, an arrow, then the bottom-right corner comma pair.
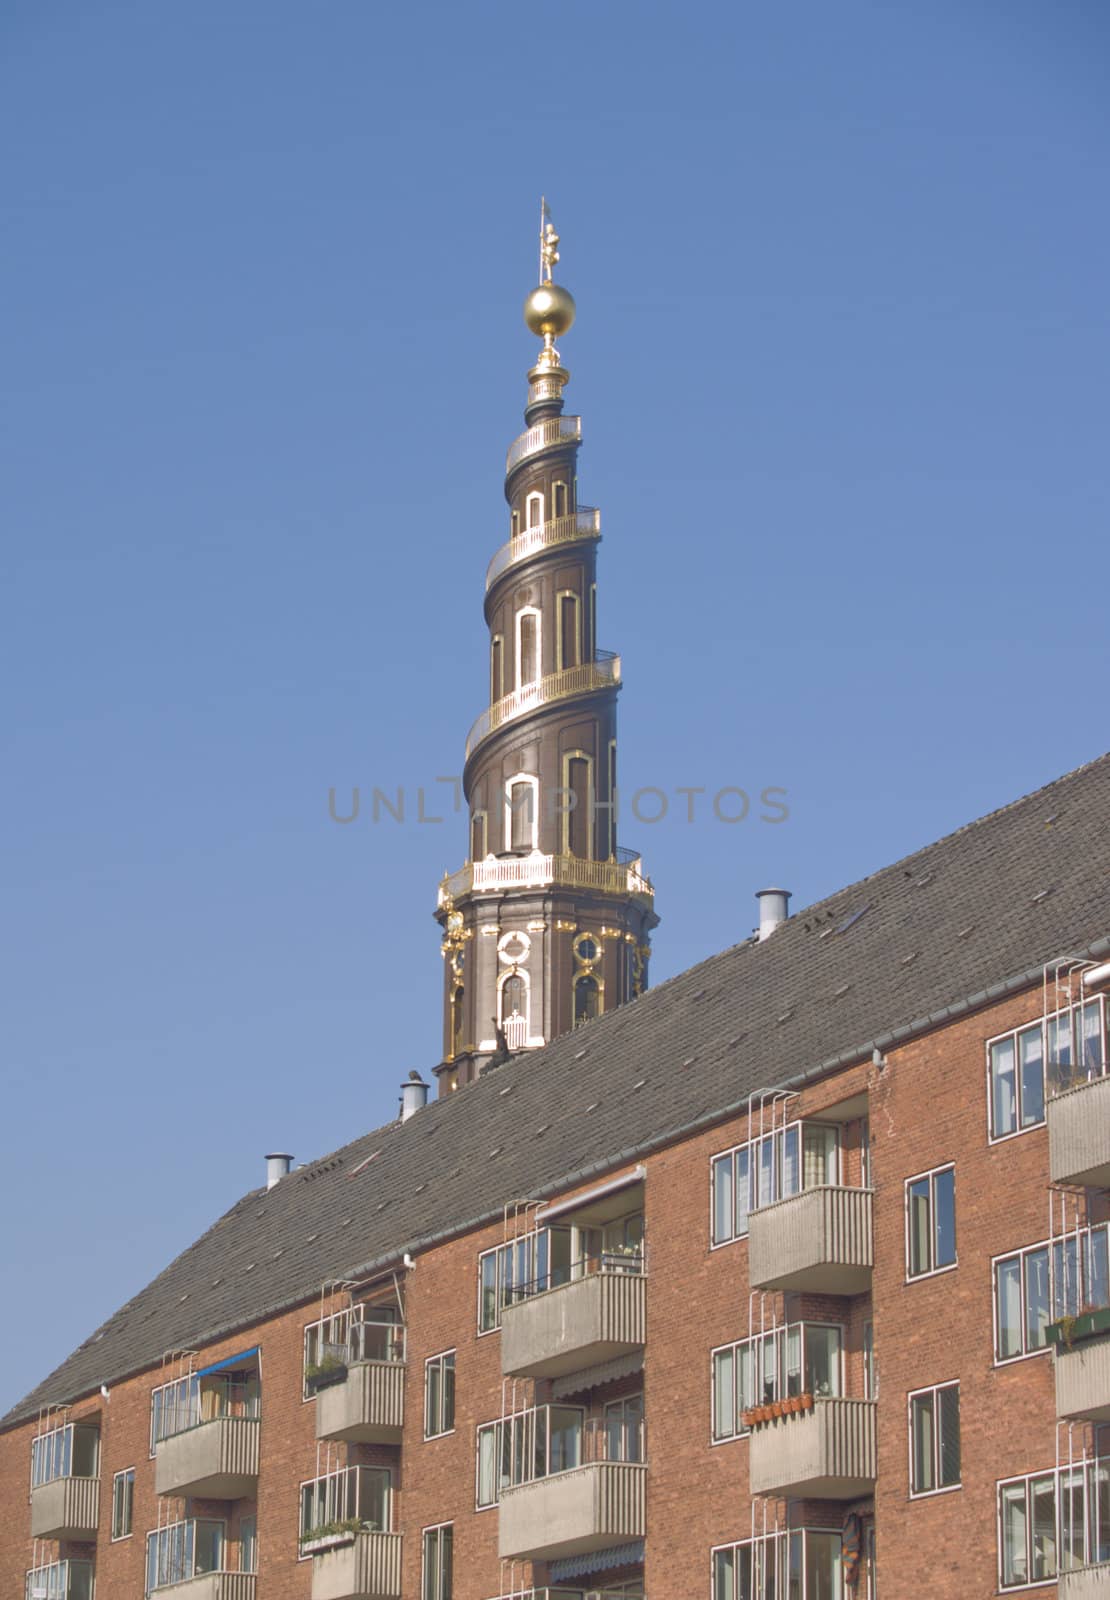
449,986 -> 464,1061
574,974 -> 600,1027
516,610 -> 540,688
470,811 -> 487,862
506,778 -> 537,852
552,481 -> 568,518
566,755 -> 592,858
490,636 -> 504,704
525,490 -> 545,530
558,592 -> 581,671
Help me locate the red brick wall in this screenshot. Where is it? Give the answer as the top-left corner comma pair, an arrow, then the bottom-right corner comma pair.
0,980 -> 1077,1597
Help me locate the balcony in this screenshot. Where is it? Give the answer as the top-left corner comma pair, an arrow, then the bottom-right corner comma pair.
150,1580 -> 256,1600
465,654 -> 621,761
488,1592 -> 643,1600
155,1414 -> 259,1499
307,1532 -> 403,1600
440,849 -> 652,910
1059,1563 -> 1110,1599
316,1360 -> 404,1444
747,1397 -> 876,1499
30,1474 -> 99,1540
506,416 -> 582,474
748,1186 -> 873,1294
1055,1327 -> 1110,1422
501,1263 -> 646,1379
499,1458 -> 646,1562
485,508 -> 601,590
1048,1074 -> 1110,1188
24,1562 -> 93,1600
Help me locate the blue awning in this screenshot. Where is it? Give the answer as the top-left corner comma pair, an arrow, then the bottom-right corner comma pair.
196,1347 -> 259,1377
550,1541 -> 644,1580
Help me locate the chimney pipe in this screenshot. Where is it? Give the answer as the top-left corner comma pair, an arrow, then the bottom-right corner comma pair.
401,1071 -> 429,1121
756,887 -> 791,941
265,1152 -> 293,1189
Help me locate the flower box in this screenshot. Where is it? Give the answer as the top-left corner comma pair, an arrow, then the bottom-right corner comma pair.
300,1531 -> 356,1555
1047,1306 -> 1110,1350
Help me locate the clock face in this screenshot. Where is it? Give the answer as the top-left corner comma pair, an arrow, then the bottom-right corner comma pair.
574,934 -> 600,965
498,930 -> 531,965
448,912 -> 464,933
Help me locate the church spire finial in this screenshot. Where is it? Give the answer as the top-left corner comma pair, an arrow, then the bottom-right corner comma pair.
524,200 -> 576,410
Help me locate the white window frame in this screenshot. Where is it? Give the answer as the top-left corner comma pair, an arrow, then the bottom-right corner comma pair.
497,966 -> 529,1030
986,994 -> 1108,1144
515,606 -> 541,690
470,809 -> 488,862
711,1528 -> 845,1600
992,1223 -> 1110,1366
302,1308 -> 351,1401
561,749 -> 594,857
424,1349 -> 456,1440
555,587 -> 581,672
421,1522 -> 453,1600
711,1322 -> 844,1444
477,1232 -> 548,1334
474,1403 -> 586,1508
709,1121 -> 841,1249
490,634 -> 504,704
149,1373 -> 198,1454
904,1162 -> 957,1281
907,1380 -> 961,1498
146,1517 -> 226,1593
524,490 -> 545,530
298,1464 -> 391,1559
504,773 -> 539,853
111,1466 -> 135,1541
997,1459 -> 1110,1591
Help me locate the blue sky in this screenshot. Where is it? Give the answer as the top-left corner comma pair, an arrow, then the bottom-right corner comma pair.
2,0 -> 1108,1413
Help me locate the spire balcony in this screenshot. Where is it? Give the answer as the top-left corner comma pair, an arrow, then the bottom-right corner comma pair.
485,508 -> 600,591
466,654 -> 620,761
439,848 -> 653,910
506,416 -> 582,475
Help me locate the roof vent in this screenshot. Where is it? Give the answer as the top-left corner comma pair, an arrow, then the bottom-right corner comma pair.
756,887 -> 791,941
401,1070 -> 430,1122
265,1153 -> 293,1190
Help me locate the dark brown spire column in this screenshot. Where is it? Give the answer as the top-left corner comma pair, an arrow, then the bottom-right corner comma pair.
433,208 -> 658,1092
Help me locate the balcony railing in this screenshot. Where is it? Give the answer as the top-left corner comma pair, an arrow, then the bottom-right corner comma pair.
439,850 -> 652,909
149,1579 -> 256,1600
465,654 -> 620,760
1054,1319 -> 1110,1422
746,1396 -> 877,1499
307,1531 -> 402,1599
1060,1562 -> 1110,1599
501,1259 -> 647,1379
315,1346 -> 405,1445
506,416 -> 582,474
154,1413 -> 260,1499
30,1474 -> 100,1541
498,1446 -> 647,1563
1049,1074 -> 1110,1189
24,1562 -> 93,1600
485,508 -> 601,590
748,1186 -> 874,1294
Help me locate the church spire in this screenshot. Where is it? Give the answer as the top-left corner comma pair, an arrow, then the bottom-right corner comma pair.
433,208 -> 658,1093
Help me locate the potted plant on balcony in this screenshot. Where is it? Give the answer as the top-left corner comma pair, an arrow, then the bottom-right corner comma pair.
299,1516 -> 364,1555
1046,1304 -> 1110,1351
304,1353 -> 349,1393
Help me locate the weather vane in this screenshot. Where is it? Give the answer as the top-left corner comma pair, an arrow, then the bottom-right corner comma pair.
539,197 -> 560,284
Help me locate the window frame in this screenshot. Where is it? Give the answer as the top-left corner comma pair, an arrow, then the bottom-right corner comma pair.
149,1373 -> 199,1455
111,1466 -> 136,1541
903,1162 -> 957,1281
474,1402 -> 587,1508
997,1458 -> 1110,1590
476,1232 -> 548,1334
298,1463 -> 392,1557
992,1223 -> 1110,1365
986,993 -> 1108,1145
514,606 -> 541,690
709,1120 -> 842,1249
711,1321 -> 844,1444
711,1528 -> 844,1600
421,1521 -> 453,1600
424,1349 -> 456,1440
504,774 -> 539,853
907,1380 -> 961,1498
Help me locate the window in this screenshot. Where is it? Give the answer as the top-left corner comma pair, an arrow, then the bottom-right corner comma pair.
712,1529 -> 843,1600
557,591 -> 580,670
479,1232 -> 549,1332
146,1520 -> 224,1594
712,1323 -> 842,1442
150,1374 -> 199,1451
998,1459 -> 1110,1589
563,752 -> 593,857
988,995 -> 1108,1140
31,1424 -> 99,1487
573,973 -> 600,1026
605,1393 -> 644,1462
863,1322 -> 876,1400
525,490 -> 544,530
490,636 -> 504,703
475,1405 -> 585,1507
300,1465 -> 390,1543
449,985 -> 464,1060
506,776 -> 537,852
478,1217 -> 642,1332
711,1122 -> 840,1246
25,1562 -> 94,1600
994,1224 -> 1110,1362
422,1523 -> 453,1600
239,1516 -> 257,1574
909,1382 -> 960,1495
425,1351 -> 456,1438
111,1468 -> 135,1540
470,810 -> 487,861
905,1164 -> 956,1278
516,608 -> 540,688
552,480 -> 568,518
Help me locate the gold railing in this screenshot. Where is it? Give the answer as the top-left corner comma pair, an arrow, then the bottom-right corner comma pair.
506,416 -> 582,474
438,850 -> 653,907
465,655 -> 620,759
485,508 -> 601,590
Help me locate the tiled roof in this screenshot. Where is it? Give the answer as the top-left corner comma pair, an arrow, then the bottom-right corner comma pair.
5,752 -> 1110,1428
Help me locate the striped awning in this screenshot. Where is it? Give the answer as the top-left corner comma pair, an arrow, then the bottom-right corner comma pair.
552,1351 -> 644,1399
549,1540 -> 644,1580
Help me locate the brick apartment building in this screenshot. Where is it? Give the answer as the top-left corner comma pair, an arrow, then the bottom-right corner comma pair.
4,225 -> 1110,1600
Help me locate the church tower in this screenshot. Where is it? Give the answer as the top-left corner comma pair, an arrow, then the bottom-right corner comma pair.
434,209 -> 658,1092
